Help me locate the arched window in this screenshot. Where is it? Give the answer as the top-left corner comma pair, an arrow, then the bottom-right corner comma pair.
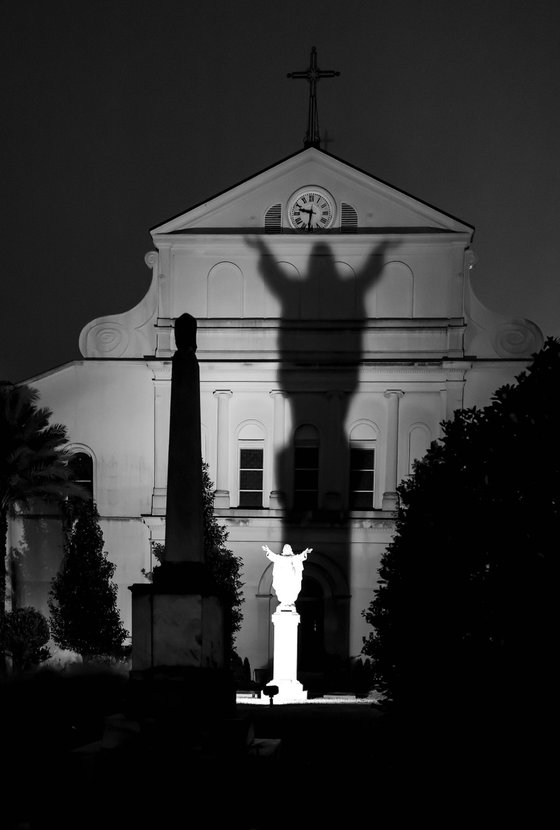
208,262 -> 243,317
348,423 -> 376,510
293,424 -> 320,510
68,451 -> 94,500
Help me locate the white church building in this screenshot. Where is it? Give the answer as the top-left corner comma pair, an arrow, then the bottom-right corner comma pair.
10,146 -> 543,681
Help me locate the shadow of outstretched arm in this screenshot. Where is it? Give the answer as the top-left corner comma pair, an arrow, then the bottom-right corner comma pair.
357,237 -> 402,296
246,235 -> 300,309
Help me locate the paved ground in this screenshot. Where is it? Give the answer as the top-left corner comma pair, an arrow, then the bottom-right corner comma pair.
235,698 -> 552,827
2,672 -> 551,829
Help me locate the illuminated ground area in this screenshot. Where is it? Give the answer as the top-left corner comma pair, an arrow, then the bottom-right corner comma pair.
236,692 -> 378,705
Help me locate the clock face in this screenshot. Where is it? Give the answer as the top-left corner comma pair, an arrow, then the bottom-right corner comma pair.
288,188 -> 335,231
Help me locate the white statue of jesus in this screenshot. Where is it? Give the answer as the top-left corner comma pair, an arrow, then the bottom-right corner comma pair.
263,544 -> 312,609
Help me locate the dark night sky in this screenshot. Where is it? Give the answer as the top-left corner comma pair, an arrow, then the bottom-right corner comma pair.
2,0 -> 559,384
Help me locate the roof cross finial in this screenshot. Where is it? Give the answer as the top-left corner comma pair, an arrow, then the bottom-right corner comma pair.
287,47 -> 340,149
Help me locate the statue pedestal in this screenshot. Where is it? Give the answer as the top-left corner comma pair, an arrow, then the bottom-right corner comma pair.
266,608 -> 307,703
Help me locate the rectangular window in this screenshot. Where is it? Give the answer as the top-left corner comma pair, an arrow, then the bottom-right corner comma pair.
294,446 -> 319,510
239,447 -> 264,507
349,446 -> 375,510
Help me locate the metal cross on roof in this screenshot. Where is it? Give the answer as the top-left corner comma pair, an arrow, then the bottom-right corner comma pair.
287,47 -> 340,149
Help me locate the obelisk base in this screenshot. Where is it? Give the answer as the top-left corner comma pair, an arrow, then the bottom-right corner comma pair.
128,563 -> 236,723
130,587 -> 224,671
266,608 -> 307,703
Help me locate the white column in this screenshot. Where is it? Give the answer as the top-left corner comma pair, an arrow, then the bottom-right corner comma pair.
382,389 -> 404,510
213,390 -> 232,508
269,390 -> 286,509
266,609 -> 307,702
149,364 -> 171,514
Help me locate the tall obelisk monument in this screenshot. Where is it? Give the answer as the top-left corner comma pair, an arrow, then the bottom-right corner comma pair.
130,313 -> 232,714
164,313 -> 204,566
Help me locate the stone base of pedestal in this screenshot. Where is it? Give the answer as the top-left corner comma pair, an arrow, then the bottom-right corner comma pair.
323,490 -> 342,510
268,490 -> 285,509
268,608 -> 307,703
213,489 -> 230,509
265,679 -> 308,703
382,490 -> 399,510
151,487 -> 167,515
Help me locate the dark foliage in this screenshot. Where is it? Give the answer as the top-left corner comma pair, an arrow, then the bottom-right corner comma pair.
0,606 -> 50,673
362,339 -> 559,725
49,499 -> 128,658
201,463 -> 244,650
0,382 -> 85,613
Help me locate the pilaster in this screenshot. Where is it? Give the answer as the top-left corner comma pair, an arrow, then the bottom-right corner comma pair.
382,389 -> 404,510
322,390 -> 345,511
148,362 -> 172,514
213,390 -> 232,508
269,390 -> 286,509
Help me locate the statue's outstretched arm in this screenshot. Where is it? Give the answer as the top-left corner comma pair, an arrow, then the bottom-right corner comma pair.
301,547 -> 313,557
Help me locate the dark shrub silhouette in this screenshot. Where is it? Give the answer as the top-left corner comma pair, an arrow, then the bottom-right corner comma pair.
0,606 -> 50,673
363,339 -> 559,781
0,382 -> 85,614
49,499 -> 128,659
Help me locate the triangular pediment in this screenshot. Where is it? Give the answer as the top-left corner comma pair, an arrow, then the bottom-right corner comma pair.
151,147 -> 473,236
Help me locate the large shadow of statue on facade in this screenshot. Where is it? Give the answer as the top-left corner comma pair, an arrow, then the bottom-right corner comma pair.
247,235 -> 396,682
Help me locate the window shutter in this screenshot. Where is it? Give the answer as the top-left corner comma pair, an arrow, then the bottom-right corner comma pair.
264,204 -> 282,232
340,202 -> 358,231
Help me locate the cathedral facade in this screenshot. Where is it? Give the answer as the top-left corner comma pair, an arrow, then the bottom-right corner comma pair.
9,147 -> 543,679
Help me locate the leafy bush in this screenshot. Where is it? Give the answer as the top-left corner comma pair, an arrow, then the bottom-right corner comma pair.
0,606 -> 50,673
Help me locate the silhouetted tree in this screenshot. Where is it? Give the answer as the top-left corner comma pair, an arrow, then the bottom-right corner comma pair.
49,499 -> 128,659
202,463 -> 244,654
147,462 -> 244,659
0,382 -> 84,614
0,606 -> 50,673
363,339 -> 558,733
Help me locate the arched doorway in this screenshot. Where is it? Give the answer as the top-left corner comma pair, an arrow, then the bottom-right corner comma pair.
296,575 -> 325,671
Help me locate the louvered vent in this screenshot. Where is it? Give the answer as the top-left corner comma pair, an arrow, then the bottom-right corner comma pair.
264,204 -> 282,232
340,202 -> 358,231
